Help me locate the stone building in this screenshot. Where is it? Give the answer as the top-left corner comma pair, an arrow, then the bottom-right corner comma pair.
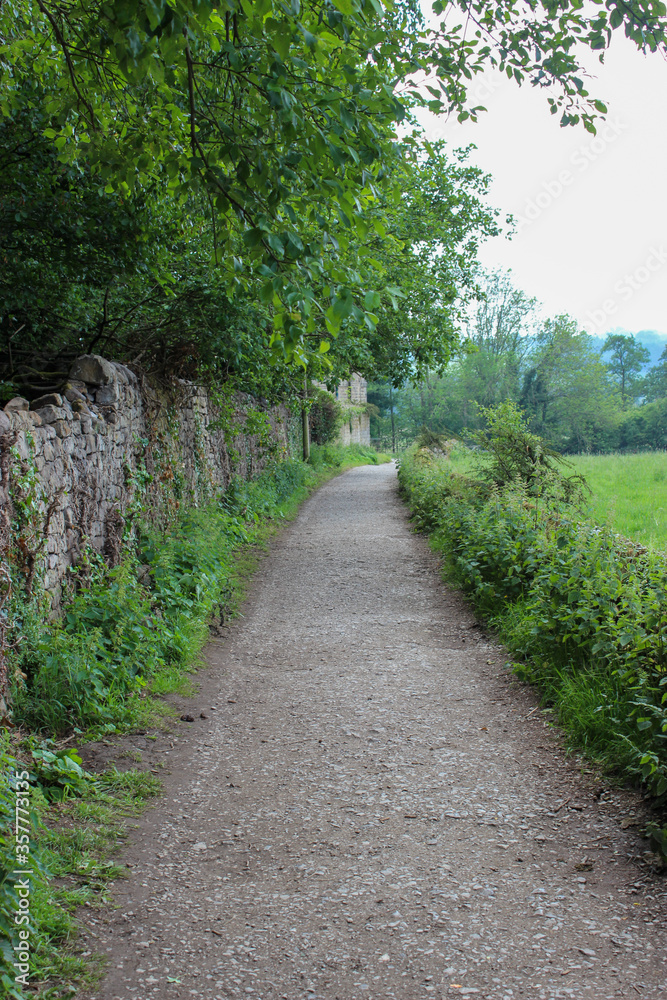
331,374 -> 371,446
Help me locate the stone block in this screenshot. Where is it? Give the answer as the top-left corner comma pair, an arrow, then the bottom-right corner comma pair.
71,398 -> 91,415
95,383 -> 119,405
80,417 -> 93,435
4,397 -> 29,412
34,404 -> 67,424
64,385 -> 86,404
0,412 -> 10,435
10,413 -> 34,434
53,420 -> 72,438
48,554 -> 59,570
31,392 -> 63,409
69,354 -> 116,386
28,411 -> 43,427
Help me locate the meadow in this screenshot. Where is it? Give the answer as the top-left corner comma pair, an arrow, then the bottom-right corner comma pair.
568,451 -> 667,551
445,446 -> 667,551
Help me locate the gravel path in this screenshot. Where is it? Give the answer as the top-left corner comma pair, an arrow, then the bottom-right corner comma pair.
85,463 -> 667,1000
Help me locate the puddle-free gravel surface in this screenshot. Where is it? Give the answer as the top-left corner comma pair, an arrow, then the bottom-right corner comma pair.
83,463 -> 667,1000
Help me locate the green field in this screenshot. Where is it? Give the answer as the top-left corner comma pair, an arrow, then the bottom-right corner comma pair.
568,452 -> 667,551
443,446 -> 667,550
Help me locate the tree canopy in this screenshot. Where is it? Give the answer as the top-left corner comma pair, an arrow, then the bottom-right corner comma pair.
1,0 -> 666,391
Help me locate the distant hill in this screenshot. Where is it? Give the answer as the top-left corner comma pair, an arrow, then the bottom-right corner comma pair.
590,329 -> 667,369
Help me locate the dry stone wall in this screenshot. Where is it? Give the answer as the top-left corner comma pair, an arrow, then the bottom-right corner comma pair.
0,355 -> 293,609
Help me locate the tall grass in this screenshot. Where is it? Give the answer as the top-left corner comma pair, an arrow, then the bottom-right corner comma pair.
568,451 -> 667,550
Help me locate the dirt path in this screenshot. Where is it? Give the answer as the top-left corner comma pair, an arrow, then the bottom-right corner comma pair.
83,463 -> 666,1000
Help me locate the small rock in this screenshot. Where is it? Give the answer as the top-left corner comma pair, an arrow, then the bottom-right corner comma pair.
96,383 -> 119,405
64,385 -> 87,403
578,947 -> 596,957
4,396 -> 29,412
53,419 -> 72,438
200,712 -> 208,719
180,714 -> 195,723
30,392 -> 63,409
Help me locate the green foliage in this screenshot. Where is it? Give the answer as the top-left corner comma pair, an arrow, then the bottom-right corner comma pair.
0,733 -> 162,998
471,400 -> 588,503
28,746 -> 93,802
308,442 -> 389,469
601,333 -> 651,408
398,424 -> 667,851
308,388 -> 344,446
2,0 -> 665,381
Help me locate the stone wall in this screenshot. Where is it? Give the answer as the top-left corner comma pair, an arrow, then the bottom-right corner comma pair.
0,355 -> 292,609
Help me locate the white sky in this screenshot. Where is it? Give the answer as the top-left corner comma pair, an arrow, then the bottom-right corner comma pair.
416,34 -> 667,337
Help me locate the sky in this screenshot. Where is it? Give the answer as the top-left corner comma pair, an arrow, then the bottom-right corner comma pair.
415,33 -> 667,339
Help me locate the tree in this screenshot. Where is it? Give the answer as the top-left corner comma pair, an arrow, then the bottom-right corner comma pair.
601,332 -> 651,408
463,270 -> 536,358
320,143 -> 501,388
520,316 -> 620,450
1,0 -> 665,369
643,345 -> 667,402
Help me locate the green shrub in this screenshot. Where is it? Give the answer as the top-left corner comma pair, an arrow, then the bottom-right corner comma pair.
308,388 -> 344,445
398,438 -> 667,835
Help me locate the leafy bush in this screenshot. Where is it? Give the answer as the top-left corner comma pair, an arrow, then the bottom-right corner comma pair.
398,424 -> 667,845
308,388 -> 344,445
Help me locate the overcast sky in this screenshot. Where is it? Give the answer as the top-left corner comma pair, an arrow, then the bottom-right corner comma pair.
416,34 -> 667,339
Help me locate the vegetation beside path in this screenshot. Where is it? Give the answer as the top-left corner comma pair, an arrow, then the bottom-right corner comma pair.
398,406 -> 667,861
439,446 -> 667,553
0,445 -> 387,999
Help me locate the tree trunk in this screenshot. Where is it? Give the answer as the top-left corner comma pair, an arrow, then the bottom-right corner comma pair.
389,384 -> 396,453
302,377 -> 310,461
